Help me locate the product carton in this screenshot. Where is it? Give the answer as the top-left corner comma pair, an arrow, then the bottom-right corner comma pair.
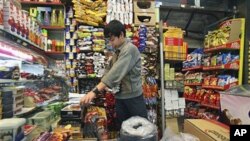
184,119 -> 229,141
133,0 -> 155,13
3,0 -> 21,35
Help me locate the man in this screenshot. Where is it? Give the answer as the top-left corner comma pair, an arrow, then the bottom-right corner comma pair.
80,20 -> 148,129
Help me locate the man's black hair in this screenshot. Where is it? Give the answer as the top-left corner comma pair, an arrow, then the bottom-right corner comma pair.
104,20 -> 126,38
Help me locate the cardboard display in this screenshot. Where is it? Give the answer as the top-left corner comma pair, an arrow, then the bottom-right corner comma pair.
184,119 -> 229,141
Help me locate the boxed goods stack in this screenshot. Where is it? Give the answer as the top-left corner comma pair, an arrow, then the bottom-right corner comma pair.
163,27 -> 187,61
134,0 -> 156,26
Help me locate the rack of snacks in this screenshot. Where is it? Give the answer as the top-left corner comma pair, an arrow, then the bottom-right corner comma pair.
183,18 -> 245,121
132,25 -> 160,125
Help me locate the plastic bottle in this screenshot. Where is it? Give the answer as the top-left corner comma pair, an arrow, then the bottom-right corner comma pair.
51,9 -> 58,26
68,7 -> 73,18
44,11 -> 50,26
58,10 -> 64,26
36,10 -> 43,25
47,39 -> 52,51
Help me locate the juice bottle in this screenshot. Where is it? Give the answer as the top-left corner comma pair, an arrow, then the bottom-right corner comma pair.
44,11 -> 50,26
37,11 -> 43,25
51,9 -> 58,26
58,10 -> 64,26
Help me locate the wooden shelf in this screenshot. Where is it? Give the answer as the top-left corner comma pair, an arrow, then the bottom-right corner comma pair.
0,29 -> 42,50
184,83 -> 202,86
40,26 -> 65,30
0,79 -> 40,84
185,97 -> 200,102
202,81 -> 238,91
204,40 -> 240,53
21,1 -> 64,6
45,51 -> 64,54
182,66 -> 203,71
200,103 -> 220,110
203,60 -> 240,71
164,59 -> 185,63
45,51 -> 64,59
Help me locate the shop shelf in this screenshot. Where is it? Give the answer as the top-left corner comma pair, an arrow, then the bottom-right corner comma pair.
184,83 -> 202,86
164,59 -> 185,62
204,40 -> 240,53
182,66 -> 203,71
203,60 -> 239,71
0,79 -> 40,84
45,51 -> 65,59
45,51 -> 64,54
185,97 -> 200,102
40,26 -> 65,30
200,103 -> 220,110
202,81 -> 238,91
0,29 -> 43,51
15,107 -> 36,116
21,1 -> 64,6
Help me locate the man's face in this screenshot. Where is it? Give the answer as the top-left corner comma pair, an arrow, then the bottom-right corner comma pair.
108,35 -> 123,48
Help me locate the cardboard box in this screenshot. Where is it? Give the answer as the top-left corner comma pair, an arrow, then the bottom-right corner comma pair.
133,0 -> 155,13
3,0 -> 21,35
134,12 -> 156,26
184,119 -> 229,141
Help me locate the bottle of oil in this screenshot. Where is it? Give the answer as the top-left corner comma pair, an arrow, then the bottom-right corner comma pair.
58,10 -> 64,27
51,9 -> 58,26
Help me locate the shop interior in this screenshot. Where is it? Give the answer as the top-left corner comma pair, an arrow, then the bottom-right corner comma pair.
0,0 -> 250,141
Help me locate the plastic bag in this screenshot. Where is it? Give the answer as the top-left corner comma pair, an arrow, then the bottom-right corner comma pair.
160,128 -> 200,141
120,116 -> 158,141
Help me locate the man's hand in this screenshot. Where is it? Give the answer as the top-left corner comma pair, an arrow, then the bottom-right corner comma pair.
80,91 -> 96,105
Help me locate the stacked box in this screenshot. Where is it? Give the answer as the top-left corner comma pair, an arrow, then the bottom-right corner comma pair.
20,10 -> 29,39
164,63 -> 170,80
134,0 -> 156,26
164,27 -> 187,60
164,90 -> 186,118
3,0 -> 22,36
